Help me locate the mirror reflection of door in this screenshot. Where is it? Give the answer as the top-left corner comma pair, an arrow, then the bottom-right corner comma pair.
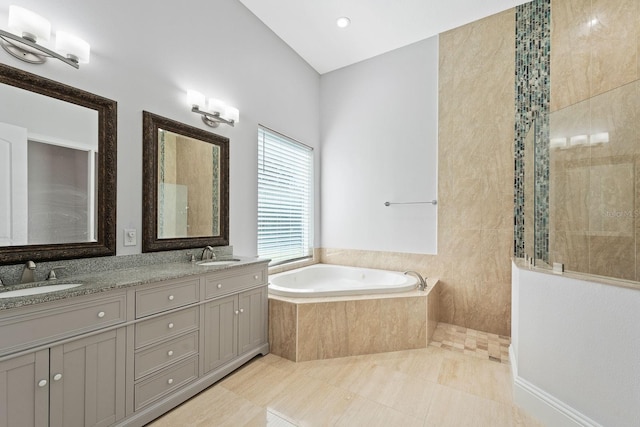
28,140 -> 96,244
0,122 -> 28,246
159,183 -> 188,238
0,122 -> 96,245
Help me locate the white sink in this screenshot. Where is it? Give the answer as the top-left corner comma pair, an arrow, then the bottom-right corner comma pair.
197,259 -> 241,267
0,284 -> 83,298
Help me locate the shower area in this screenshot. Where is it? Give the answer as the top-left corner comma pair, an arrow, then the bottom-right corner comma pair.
524,78 -> 640,282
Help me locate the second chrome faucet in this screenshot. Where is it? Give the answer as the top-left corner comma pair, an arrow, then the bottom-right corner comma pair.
202,246 -> 216,261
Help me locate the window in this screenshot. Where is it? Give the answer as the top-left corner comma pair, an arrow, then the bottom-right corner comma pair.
257,126 -> 313,265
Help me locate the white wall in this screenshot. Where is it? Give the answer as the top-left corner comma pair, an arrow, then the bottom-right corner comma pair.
320,36 -> 438,254
511,263 -> 640,427
0,0 -> 320,257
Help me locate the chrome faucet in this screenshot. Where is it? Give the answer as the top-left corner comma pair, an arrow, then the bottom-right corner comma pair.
202,246 -> 216,261
404,270 -> 427,291
21,261 -> 36,283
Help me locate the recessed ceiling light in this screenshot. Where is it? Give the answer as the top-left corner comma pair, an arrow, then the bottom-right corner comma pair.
336,17 -> 351,29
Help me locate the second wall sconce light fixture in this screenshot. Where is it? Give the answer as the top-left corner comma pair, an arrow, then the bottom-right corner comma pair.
0,5 -> 90,69
187,90 -> 239,128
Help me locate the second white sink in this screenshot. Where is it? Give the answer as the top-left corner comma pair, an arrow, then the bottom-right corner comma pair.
0,284 -> 83,299
196,259 -> 241,267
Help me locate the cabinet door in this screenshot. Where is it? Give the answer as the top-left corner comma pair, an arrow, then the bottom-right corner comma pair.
0,350 -> 48,427
238,286 -> 268,355
203,295 -> 237,373
49,328 -> 126,427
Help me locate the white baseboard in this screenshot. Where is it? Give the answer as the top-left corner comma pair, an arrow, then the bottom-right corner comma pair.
509,345 -> 602,427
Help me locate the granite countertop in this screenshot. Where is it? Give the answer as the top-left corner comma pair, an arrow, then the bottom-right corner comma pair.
0,256 -> 269,311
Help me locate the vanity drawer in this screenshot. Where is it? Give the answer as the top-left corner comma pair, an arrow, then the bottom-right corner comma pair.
135,306 -> 199,349
0,292 -> 126,356
134,355 -> 199,411
134,331 -> 199,380
135,278 -> 200,318
204,267 -> 266,299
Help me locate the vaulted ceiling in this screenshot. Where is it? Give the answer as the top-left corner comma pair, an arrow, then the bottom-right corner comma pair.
238,0 -> 530,74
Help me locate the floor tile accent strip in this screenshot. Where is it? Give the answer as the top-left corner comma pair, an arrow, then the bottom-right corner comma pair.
429,322 -> 511,364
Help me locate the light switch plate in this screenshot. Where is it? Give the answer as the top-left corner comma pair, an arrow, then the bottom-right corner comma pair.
124,228 -> 137,246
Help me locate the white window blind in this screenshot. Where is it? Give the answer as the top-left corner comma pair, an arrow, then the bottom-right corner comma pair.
258,126 -> 313,265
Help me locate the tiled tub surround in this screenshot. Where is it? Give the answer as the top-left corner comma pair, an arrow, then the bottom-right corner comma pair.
269,278 -> 440,362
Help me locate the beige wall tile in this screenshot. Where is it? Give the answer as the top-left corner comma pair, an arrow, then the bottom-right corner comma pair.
317,302 -> 349,359
297,303 -> 318,362
268,299 -> 297,361
345,299 -> 381,355
590,0 -> 639,96
551,231 -> 590,272
427,284 -> 441,341
589,235 -> 636,280
551,0 -> 592,111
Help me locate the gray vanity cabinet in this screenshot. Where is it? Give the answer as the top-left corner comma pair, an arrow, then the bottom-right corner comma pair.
238,286 -> 268,355
0,292 -> 127,427
203,295 -> 237,373
0,329 -> 126,427
49,329 -> 126,427
0,261 -> 269,427
0,350 -> 49,427
0,334 -> 125,427
202,268 -> 268,374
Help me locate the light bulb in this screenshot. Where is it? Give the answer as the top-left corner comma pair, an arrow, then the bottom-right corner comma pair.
8,6 -> 51,42
55,31 -> 90,64
187,90 -> 205,108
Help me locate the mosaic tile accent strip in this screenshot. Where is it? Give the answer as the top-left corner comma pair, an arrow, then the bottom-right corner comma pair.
514,0 -> 551,261
430,322 -> 511,364
159,128 -> 166,235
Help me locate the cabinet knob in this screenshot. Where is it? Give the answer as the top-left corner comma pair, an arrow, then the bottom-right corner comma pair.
167,378 -> 174,385
168,295 -> 175,301
234,310 -> 239,315
38,379 -> 47,387
167,350 -> 174,357
254,275 -> 259,280
168,322 -> 174,329
97,311 -> 105,318
239,308 -> 244,313
217,283 -> 222,289
53,373 -> 62,381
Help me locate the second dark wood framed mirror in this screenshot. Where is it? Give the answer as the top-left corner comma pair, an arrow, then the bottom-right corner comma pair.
142,111 -> 229,252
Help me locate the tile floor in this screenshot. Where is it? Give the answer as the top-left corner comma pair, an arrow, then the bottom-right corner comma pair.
149,324 -> 543,426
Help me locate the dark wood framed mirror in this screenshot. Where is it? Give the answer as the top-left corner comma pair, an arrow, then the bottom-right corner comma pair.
142,111 -> 229,252
0,64 -> 116,265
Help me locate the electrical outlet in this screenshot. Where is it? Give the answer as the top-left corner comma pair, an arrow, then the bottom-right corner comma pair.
124,228 -> 137,246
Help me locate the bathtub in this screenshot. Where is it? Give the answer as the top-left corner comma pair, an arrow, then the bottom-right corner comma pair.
268,264 -> 419,298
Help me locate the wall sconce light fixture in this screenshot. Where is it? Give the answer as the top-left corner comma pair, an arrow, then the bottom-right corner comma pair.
0,5 -> 90,69
187,90 -> 239,128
